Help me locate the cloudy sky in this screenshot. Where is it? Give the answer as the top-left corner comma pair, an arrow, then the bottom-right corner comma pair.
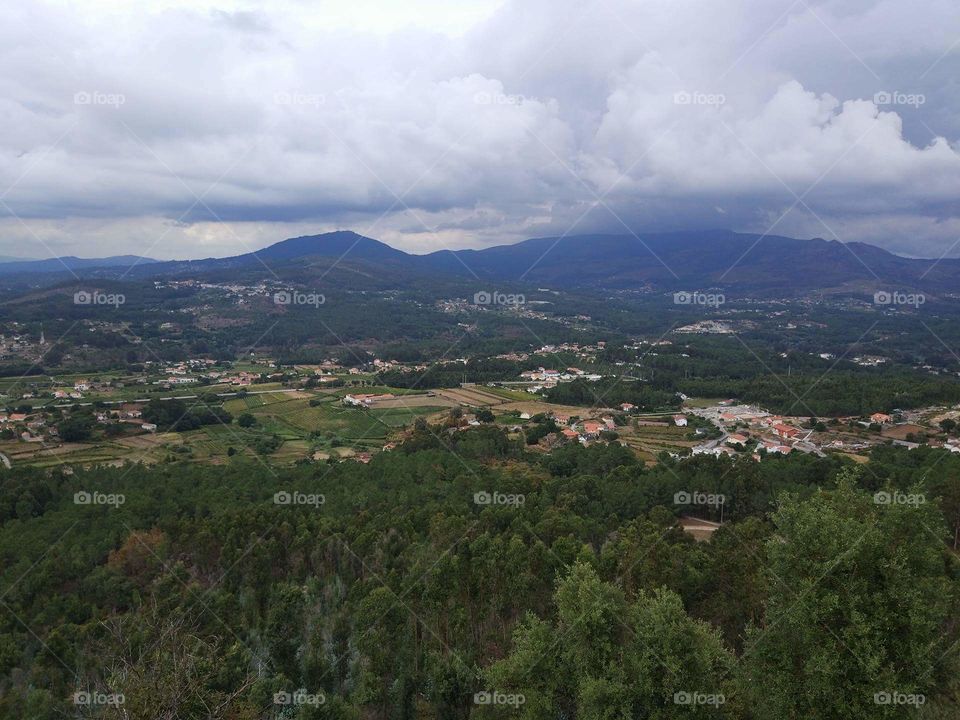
1,0 -> 959,260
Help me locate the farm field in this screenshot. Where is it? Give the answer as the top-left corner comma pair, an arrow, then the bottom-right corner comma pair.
618,422 -> 700,463
365,393 -> 458,410
435,387 -> 512,406
498,400 -> 597,417
463,385 -> 534,402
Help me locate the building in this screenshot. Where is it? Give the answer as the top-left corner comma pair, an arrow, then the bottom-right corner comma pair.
761,440 -> 793,455
870,412 -> 893,425
773,423 -> 800,439
120,403 -> 143,419
343,393 -> 394,408
673,415 -> 688,427
581,421 -> 604,438
167,376 -> 197,384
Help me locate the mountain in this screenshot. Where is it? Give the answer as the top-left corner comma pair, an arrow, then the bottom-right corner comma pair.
109,230 -> 413,281
17,229 -> 960,296
248,231 -> 409,264
419,230 -> 960,294
0,255 -> 157,276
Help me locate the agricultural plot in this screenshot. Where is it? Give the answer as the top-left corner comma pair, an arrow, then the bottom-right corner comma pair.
436,387 -> 510,406
369,406 -> 448,427
366,393 -> 458,410
476,386 -> 536,402
498,400 -> 594,417
618,422 -> 699,461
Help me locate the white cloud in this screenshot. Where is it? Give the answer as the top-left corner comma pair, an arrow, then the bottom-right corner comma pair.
0,0 -> 958,259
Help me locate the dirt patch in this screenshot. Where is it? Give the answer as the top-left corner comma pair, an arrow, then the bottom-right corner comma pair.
368,394 -> 458,410
679,516 -> 722,542
882,424 -> 927,441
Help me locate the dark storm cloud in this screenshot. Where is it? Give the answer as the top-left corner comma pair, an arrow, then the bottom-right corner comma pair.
0,0 -> 958,259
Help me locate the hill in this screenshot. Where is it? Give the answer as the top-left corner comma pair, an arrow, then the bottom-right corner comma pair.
0,255 -> 157,276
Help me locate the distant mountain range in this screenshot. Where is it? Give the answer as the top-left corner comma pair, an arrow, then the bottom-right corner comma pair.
418,230 -> 960,293
0,255 -> 156,276
6,230 -> 960,296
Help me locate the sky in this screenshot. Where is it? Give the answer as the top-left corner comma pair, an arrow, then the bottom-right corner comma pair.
1,0 -> 959,260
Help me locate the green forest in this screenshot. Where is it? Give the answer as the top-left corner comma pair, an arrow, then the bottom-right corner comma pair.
1,423 -> 959,719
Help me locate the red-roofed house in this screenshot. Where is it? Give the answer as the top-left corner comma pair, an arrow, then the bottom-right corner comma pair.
582,421 -> 604,438
773,424 -> 799,439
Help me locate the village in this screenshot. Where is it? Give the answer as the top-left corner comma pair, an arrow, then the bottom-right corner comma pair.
0,337 -> 957,472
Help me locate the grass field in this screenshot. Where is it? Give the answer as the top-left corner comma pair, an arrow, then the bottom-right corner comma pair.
476,386 -> 536,402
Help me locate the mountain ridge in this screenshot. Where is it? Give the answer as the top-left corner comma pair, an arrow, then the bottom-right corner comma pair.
8,229 -> 960,295
0,255 -> 157,276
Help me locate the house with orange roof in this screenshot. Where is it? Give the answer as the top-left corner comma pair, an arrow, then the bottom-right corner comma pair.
773,423 -> 799,439
582,421 -> 604,438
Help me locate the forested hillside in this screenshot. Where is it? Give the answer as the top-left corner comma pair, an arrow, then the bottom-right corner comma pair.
1,425 -> 958,719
